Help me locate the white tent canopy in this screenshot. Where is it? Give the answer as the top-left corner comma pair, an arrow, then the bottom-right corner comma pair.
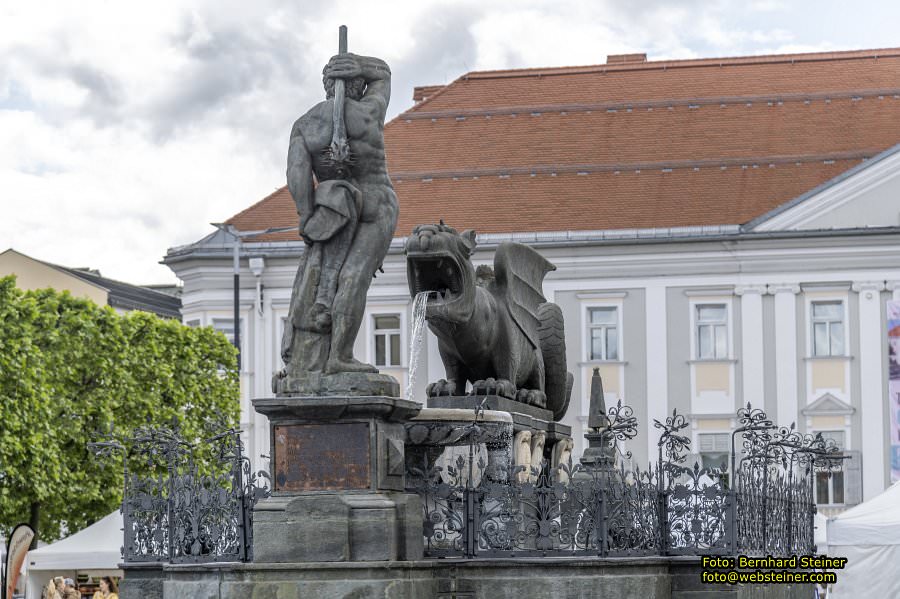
827,481 -> 900,598
28,511 -> 122,570
814,512 -> 828,551
25,511 -> 123,599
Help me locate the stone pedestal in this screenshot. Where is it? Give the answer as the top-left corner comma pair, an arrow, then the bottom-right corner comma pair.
252,395 -> 423,563
580,430 -> 617,468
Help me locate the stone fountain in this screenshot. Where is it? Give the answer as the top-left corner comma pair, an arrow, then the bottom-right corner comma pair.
126,27 -> 812,599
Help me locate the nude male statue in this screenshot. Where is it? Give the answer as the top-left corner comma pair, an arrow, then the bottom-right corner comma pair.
279,51 -> 398,379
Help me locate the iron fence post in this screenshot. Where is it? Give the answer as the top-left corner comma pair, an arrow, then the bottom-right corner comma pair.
786,456 -> 795,552
809,474 -> 817,554
166,447 -> 175,562
761,461 -> 770,553
465,487 -> 476,558
233,431 -> 250,562
657,445 -> 668,556
598,475 -> 608,556
466,435 -> 477,558
728,486 -> 736,554
729,429 -> 740,554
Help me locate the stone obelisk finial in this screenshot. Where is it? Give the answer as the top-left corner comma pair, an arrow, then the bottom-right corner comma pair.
580,368 -> 615,467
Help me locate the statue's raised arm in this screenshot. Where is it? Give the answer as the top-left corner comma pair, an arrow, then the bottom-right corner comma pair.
323,53 -> 391,122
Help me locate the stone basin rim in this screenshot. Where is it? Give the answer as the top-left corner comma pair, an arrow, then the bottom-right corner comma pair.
410,407 -> 514,423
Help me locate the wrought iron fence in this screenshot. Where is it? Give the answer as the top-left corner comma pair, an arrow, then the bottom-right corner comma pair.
406,401 -> 843,559
90,421 -> 270,564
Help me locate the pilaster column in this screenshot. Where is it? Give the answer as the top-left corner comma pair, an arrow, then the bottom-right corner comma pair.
853,280 -> 887,499
645,285 -> 668,464
768,284 -> 800,427
736,285 -> 767,408
255,290 -> 274,474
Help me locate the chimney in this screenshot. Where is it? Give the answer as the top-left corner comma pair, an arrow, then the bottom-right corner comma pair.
606,53 -> 647,65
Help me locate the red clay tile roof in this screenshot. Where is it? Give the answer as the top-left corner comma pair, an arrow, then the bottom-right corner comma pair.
226,47 -> 900,242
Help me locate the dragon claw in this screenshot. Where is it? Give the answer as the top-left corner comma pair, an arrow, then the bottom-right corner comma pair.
426,379 -> 457,397
516,389 -> 547,408
470,378 -> 516,399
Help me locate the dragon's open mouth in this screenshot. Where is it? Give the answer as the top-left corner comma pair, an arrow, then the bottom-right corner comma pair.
407,253 -> 463,304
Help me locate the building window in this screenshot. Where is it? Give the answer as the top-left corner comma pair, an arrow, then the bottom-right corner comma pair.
587,307 -> 618,360
814,430 -> 845,505
373,314 -> 401,367
185,319 -> 200,327
811,301 -> 845,357
698,432 -> 730,470
696,304 -> 727,359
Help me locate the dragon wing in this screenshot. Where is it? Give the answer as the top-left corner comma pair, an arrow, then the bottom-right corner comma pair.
493,241 -> 556,350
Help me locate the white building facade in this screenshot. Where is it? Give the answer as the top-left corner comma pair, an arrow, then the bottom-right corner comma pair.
166,144 -> 900,514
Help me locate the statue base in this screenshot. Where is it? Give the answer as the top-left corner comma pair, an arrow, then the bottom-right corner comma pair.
252,492 -> 423,562
251,394 -> 423,563
273,370 -> 400,397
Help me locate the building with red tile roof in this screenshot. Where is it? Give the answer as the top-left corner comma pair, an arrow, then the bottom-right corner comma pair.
166,48 -> 900,511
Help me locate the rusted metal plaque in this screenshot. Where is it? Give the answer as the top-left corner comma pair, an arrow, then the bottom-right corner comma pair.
274,423 -> 371,492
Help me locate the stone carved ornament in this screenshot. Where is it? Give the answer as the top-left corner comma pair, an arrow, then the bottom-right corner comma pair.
406,223 -> 574,420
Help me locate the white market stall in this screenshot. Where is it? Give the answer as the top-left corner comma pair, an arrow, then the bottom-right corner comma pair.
24,511 -> 123,599
827,480 -> 900,598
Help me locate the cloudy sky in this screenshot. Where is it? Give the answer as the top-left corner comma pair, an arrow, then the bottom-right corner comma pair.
2,0 -> 898,284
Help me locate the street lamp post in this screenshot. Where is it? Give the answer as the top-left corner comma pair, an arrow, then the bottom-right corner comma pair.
211,223 -> 295,371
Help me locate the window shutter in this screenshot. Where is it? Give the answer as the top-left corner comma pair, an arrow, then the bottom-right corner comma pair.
713,433 -> 730,452
697,433 -> 731,453
843,449 -> 862,505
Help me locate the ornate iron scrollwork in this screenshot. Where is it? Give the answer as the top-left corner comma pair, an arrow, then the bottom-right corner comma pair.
407,400 -> 837,559
89,422 -> 270,564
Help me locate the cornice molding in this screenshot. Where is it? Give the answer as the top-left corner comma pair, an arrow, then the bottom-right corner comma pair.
576,291 -> 629,299
800,282 -> 852,293
851,280 -> 887,292
734,284 -> 768,296
684,287 -> 735,297
767,283 -> 801,294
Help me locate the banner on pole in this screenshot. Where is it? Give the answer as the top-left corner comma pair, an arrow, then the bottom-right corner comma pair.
3,524 -> 34,599
887,300 -> 900,482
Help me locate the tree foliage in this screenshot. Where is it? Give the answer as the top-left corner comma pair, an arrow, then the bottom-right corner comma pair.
0,276 -> 239,544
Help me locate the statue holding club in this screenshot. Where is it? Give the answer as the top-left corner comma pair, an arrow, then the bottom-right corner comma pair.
276,26 -> 399,394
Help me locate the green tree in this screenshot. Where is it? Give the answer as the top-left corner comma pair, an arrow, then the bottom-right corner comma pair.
0,276 -> 239,545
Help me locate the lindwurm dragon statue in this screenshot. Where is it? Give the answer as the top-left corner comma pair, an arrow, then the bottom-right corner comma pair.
405,222 -> 573,421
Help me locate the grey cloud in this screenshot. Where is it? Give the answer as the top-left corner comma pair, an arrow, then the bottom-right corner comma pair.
388,8 -> 484,118
146,14 -> 311,140
66,63 -> 123,108
7,42 -> 126,123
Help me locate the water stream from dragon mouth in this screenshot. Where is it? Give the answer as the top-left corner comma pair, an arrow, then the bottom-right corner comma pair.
407,290 -> 431,402
406,291 -> 435,401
